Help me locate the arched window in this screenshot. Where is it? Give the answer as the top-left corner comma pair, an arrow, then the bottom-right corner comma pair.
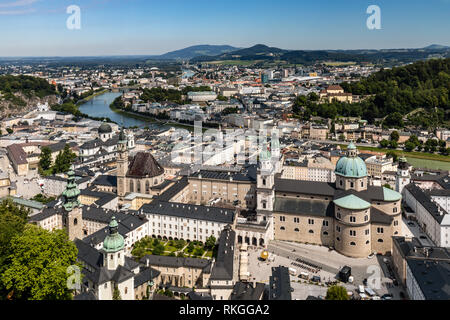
366,240 -> 370,244
280,227 -> 285,230
350,242 -> 356,246
294,228 -> 299,232
336,237 -> 340,241
308,230 -> 314,234
74,218 -> 78,226
378,239 -> 384,243
323,231 -> 328,235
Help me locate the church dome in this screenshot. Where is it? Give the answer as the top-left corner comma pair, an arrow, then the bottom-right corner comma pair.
335,143 -> 367,178
103,216 -> 124,253
98,121 -> 112,134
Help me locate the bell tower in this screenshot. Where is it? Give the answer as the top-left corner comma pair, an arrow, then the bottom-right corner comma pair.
117,128 -> 128,200
62,169 -> 83,241
396,157 -> 410,194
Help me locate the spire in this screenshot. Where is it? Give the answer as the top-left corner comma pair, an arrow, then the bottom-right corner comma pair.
119,127 -> 127,143
62,168 -> 81,212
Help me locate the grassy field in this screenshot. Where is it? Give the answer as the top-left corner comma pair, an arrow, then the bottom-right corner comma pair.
323,61 -> 357,66
352,146 -> 450,162
209,60 -> 262,66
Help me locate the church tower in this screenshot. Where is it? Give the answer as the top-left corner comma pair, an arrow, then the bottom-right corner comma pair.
62,169 -> 83,241
102,216 -> 125,270
396,157 -> 410,194
256,147 -> 275,240
117,128 -> 128,200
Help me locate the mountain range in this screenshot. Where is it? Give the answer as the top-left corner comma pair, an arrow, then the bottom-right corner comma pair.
148,45 -> 241,60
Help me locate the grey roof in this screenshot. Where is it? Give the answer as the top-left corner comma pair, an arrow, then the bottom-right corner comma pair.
92,175 -> 117,188
274,198 -> 334,218
155,177 -> 189,202
268,266 -> 292,300
406,259 -> 450,300
371,207 -> 394,225
405,184 -> 447,224
210,225 -> 235,281
187,291 -> 213,300
80,189 -> 117,207
190,165 -> 257,183
142,200 -> 235,224
139,255 -> 212,272
230,282 -> 265,300
133,267 -> 161,288
275,178 -> 335,197
83,211 -> 147,246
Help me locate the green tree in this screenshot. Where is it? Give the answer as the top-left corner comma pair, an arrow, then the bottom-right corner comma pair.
113,285 -> 122,300
1,224 -> 78,300
205,236 -> 216,250
380,139 -> 390,148
52,144 -> 76,174
404,141 -> 416,152
152,243 -> 165,256
187,242 -> 195,253
39,146 -> 52,171
325,285 -> 349,300
390,131 -> 399,142
386,151 -> 398,162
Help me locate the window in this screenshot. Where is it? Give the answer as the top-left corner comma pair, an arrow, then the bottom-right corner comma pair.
280,227 -> 285,230
337,212 -> 341,219
350,230 -> 356,237
340,180 -> 343,186
280,216 -> 286,222
366,240 -> 370,244
365,229 -> 369,235
361,181 -> 364,187
350,216 -> 356,223
336,237 -> 340,241
393,207 -> 398,213
74,218 -> 78,225
294,217 -> 300,223
364,215 -> 368,222
394,220 -> 398,226
350,242 -> 356,246
378,239 -> 384,243
350,182 -> 354,188
377,227 -> 384,234
323,220 -> 328,226
336,226 -> 341,232
294,228 -> 299,232
308,230 -> 314,234
323,231 -> 328,235
308,219 -> 314,225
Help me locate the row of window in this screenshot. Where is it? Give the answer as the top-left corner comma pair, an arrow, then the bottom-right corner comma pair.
279,216 -> 329,226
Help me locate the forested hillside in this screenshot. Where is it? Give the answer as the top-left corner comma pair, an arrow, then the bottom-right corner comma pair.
295,58 -> 450,128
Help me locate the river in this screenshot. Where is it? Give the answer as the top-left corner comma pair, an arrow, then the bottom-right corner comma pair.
78,91 -> 168,129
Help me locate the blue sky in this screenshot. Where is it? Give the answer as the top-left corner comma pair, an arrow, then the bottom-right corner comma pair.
0,0 -> 449,56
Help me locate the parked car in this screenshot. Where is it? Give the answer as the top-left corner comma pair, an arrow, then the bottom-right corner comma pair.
311,276 -> 321,283
381,294 -> 393,300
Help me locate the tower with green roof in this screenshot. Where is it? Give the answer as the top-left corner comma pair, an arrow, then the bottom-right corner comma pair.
62,169 -> 83,241
102,216 -> 125,270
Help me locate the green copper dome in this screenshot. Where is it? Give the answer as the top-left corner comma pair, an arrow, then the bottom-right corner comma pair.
335,143 -> 367,178
103,216 -> 124,253
98,120 -> 112,134
334,194 -> 371,210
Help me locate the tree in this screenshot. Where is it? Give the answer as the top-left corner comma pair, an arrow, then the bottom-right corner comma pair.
386,151 -> 398,162
113,284 -> 122,300
205,236 -> 216,250
152,243 -> 165,256
1,224 -> 79,300
187,242 -> 195,253
52,144 -> 76,174
0,199 -> 30,296
325,285 -> 349,300
390,131 -> 399,142
404,141 -> 416,152
389,140 -> 398,149
380,139 -> 390,148
6,128 -> 13,134
39,146 -> 52,171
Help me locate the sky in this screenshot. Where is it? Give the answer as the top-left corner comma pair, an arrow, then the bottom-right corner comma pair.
0,0 -> 449,56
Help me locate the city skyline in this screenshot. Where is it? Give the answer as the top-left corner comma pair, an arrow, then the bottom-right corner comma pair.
0,0 -> 449,56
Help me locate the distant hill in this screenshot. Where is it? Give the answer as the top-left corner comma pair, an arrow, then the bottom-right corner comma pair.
423,44 -> 450,50
192,44 -> 450,65
153,45 -> 240,60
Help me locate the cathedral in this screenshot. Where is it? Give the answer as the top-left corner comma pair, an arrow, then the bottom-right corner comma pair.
266,142 -> 403,258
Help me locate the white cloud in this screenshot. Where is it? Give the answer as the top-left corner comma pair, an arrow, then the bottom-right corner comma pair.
0,0 -> 39,8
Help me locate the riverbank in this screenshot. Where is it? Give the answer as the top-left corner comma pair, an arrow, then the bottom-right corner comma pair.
76,89 -> 109,105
